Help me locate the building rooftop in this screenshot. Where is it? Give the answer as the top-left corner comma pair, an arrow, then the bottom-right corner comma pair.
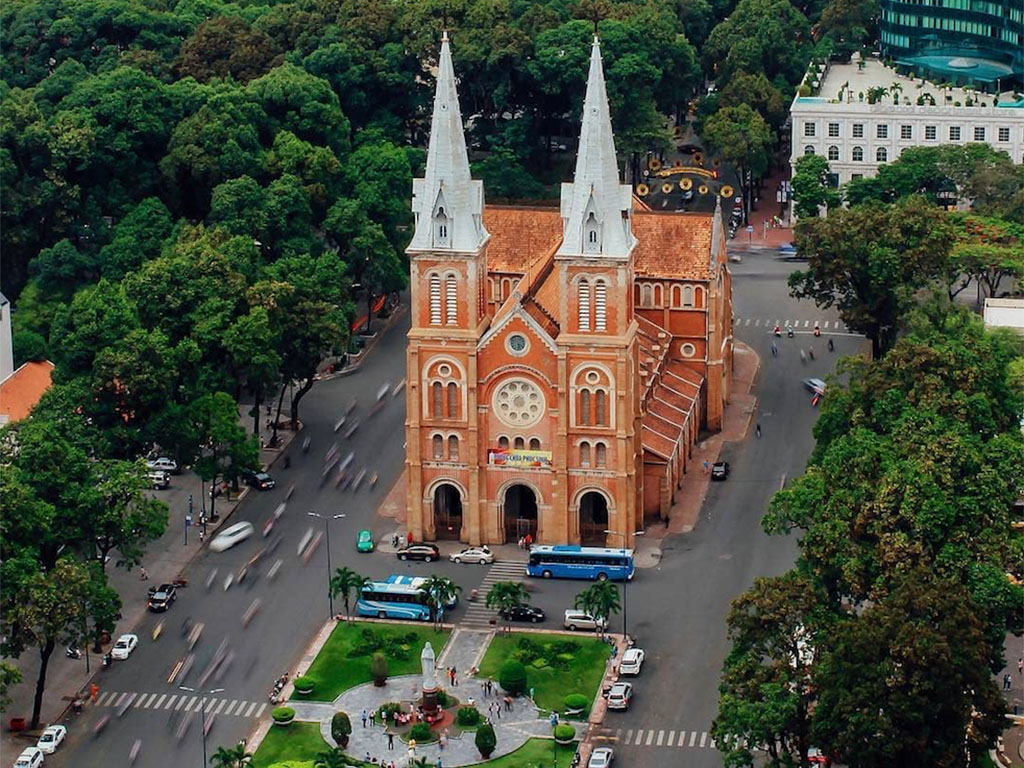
0,360 -> 54,424
983,298 -> 1024,332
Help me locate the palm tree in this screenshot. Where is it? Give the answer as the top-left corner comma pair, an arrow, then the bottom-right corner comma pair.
574,581 -> 621,636
313,748 -> 349,768
420,574 -> 462,629
210,744 -> 253,768
329,567 -> 369,620
486,581 -> 530,633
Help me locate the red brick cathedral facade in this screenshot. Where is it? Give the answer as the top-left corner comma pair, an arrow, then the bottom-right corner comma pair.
405,33 -> 733,548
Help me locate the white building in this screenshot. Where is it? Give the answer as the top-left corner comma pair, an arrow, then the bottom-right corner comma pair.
789,57 -> 1024,188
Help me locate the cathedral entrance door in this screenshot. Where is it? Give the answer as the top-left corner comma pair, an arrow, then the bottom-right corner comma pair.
503,484 -> 538,543
433,483 -> 463,540
578,491 -> 609,546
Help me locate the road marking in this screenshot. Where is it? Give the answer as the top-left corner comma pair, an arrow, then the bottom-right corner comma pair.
700,732 -> 708,748
204,698 -> 217,713
139,693 -> 156,708
115,693 -> 128,707
689,731 -> 698,747
213,699 -> 227,715
164,695 -> 178,710
153,694 -> 167,709
803,320 -> 809,327
244,702 -> 258,717
677,731 -> 687,746
625,729 -> 633,745
656,730 -> 664,746
177,696 -> 190,711
97,692 -> 114,706
645,730 -> 654,746
224,700 -> 238,716
184,696 -> 197,712
633,729 -> 642,745
666,730 -> 675,746
255,703 -> 267,718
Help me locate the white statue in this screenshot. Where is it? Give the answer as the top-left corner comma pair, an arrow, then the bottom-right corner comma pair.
421,641 -> 437,690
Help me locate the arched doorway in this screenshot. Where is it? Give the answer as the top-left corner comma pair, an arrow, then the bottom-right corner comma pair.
503,484 -> 538,543
433,483 -> 463,540
579,491 -> 609,546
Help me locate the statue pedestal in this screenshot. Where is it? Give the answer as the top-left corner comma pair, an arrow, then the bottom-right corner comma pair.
421,686 -> 440,718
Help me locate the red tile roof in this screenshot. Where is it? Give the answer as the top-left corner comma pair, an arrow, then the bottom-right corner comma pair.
484,206 -> 563,273
0,361 -> 54,422
632,212 -> 714,281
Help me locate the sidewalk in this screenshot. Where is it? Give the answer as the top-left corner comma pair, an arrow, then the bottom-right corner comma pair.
738,162 -> 793,249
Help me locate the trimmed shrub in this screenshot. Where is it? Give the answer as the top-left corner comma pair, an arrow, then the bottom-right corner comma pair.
499,659 -> 528,695
475,722 -> 497,757
563,694 -> 589,712
293,675 -> 315,694
370,652 -> 388,686
272,706 -> 295,725
377,701 -> 403,724
409,722 -> 434,742
554,724 -> 576,743
331,711 -> 352,747
456,706 -> 482,726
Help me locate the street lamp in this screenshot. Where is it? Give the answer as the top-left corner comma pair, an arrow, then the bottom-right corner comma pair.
603,530 -> 643,643
178,686 -> 224,766
308,512 -> 346,620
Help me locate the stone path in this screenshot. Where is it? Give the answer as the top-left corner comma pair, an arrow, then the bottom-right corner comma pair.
288,629 -> 569,766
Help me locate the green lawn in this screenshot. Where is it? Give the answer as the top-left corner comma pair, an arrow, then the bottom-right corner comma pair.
295,621 -> 450,702
477,632 -> 610,714
471,738 -> 577,767
252,721 -> 328,767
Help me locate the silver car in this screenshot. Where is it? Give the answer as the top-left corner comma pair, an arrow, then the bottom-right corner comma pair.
588,747 -> 614,768
563,610 -> 607,632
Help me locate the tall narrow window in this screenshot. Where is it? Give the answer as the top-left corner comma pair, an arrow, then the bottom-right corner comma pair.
447,435 -> 459,461
580,390 -> 591,425
447,383 -> 458,419
584,212 -> 599,253
595,443 -> 607,468
682,285 -> 694,307
432,434 -> 443,459
432,382 -> 443,419
529,438 -> 540,450
498,436 -> 509,450
580,441 -> 591,467
514,436 -> 525,450
595,390 -> 607,426
445,275 -> 457,325
429,274 -> 442,325
578,280 -> 591,332
434,206 -> 450,247
594,280 -> 607,331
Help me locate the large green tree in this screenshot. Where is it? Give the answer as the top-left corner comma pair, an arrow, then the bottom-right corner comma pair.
701,104 -> 774,218
790,154 -> 839,219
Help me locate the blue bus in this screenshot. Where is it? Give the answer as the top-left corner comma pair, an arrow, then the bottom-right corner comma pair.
355,581 -> 435,621
385,574 -> 458,609
526,545 -> 635,581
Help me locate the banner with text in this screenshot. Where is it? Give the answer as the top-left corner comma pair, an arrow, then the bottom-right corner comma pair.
487,449 -> 552,468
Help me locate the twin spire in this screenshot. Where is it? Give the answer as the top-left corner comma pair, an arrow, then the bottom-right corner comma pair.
409,32 -> 634,259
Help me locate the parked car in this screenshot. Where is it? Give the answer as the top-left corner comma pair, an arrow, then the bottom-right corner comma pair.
14,747 -> 44,768
606,681 -> 633,710
240,468 -> 275,490
711,461 -> 730,481
500,604 -> 546,623
588,746 -> 615,768
210,521 -> 255,552
36,724 -> 67,754
356,529 -> 375,553
563,610 -> 607,632
147,583 -> 177,612
148,470 -> 170,490
145,457 -> 178,474
396,543 -> 440,562
449,546 -> 494,564
110,633 -> 139,660
618,647 -> 645,675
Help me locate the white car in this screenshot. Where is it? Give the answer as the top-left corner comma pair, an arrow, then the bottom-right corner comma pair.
210,521 -> 255,552
449,546 -> 494,564
110,633 -> 139,660
145,457 -> 179,474
37,724 -> 67,754
14,747 -> 44,768
618,647 -> 645,675
606,681 -> 633,710
563,610 -> 607,632
588,746 -> 614,768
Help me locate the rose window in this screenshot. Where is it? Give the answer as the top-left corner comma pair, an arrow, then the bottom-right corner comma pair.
493,379 -> 544,427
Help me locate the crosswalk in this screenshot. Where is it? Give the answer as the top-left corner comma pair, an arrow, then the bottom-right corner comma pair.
593,725 -> 717,751
734,317 -> 853,333
461,560 -> 526,629
94,691 -> 267,719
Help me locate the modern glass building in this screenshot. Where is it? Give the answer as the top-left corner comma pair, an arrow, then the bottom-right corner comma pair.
880,0 -> 1023,90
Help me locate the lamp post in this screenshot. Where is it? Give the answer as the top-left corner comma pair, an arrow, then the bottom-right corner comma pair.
308,512 -> 346,620
178,686 -> 224,766
603,530 -> 643,643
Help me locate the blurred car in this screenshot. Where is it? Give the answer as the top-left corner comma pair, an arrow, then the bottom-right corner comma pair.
145,457 -> 178,474
500,605 -> 546,623
210,521 -> 255,552
563,610 -> 607,632
14,747 -> 44,768
802,378 -> 826,395
147,583 -> 177,611
606,682 -> 633,710
618,647 -> 645,675
779,242 -> 807,260
36,724 -> 67,754
588,746 -> 615,768
240,468 -> 275,490
711,461 -> 730,481
449,546 -> 494,564
356,529 -> 375,553
396,543 -> 440,562
148,470 -> 170,490
111,633 -> 139,660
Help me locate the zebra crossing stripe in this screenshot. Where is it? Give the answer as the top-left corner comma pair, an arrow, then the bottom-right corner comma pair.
666,730 -> 675,746
656,730 -> 664,746
625,729 -> 633,745
244,702 -> 258,717
256,703 -> 267,718
689,731 -> 698,747
645,730 -> 655,746
177,696 -> 189,711
115,693 -> 128,707
165,695 -> 178,710
634,729 -> 643,745
154,694 -> 167,709
97,692 -> 113,706
223,700 -> 238,716
184,696 -> 197,712
700,732 -> 708,748
213,699 -> 227,716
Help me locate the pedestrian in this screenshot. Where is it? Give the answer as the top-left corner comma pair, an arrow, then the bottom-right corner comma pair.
388,732 -> 394,750
139,567 -> 148,581
362,709 -> 368,727
440,730 -> 448,750
517,536 -> 524,549
370,709 -> 376,726
755,423 -> 761,438
199,528 -> 205,542
406,531 -> 413,546
504,695 -> 513,712
90,683 -> 99,703
1018,657 -> 1022,676
771,341 -> 777,357
828,338 -> 834,352
436,757 -> 442,768
702,459 -> 710,474
365,751 -> 371,763
1003,674 -> 1012,691
525,533 -> 533,548
392,533 -> 400,548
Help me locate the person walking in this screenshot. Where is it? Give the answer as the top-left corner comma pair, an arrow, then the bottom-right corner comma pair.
90,683 -> 99,703
1018,657 -> 1023,676
755,423 -> 761,438
139,567 -> 148,581
362,709 -> 368,727
1003,674 -> 1012,691
702,459 -> 710,474
370,709 -> 376,726
771,341 -> 777,357
828,338 -> 834,352
387,732 -> 395,750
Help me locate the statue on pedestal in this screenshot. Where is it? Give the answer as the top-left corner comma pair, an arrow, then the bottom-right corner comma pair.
420,641 -> 439,717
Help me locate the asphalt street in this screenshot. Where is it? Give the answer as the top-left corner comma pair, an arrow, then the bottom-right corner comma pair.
49,250 -> 864,768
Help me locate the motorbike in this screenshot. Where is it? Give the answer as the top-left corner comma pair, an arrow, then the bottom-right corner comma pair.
773,325 -> 781,337
102,652 -> 113,668
66,646 -> 82,660
786,327 -> 794,338
813,323 -> 821,337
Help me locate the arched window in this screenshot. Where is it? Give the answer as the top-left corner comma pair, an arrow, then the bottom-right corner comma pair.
445,275 -> 457,325
852,146 -> 864,162
804,146 -> 816,156
529,438 -> 540,450
579,441 -> 591,467
432,382 -> 443,419
652,284 -> 663,307
429,274 -> 442,325
578,279 -> 591,332
498,436 -> 509,450
671,284 -> 682,307
488,277 -> 496,299
595,442 -> 607,468
580,389 -> 591,425
694,286 -> 704,307
447,435 -> 459,461
514,436 -> 525,450
682,285 -> 694,307
447,382 -> 458,419
432,434 -> 443,459
827,145 -> 839,160
595,390 -> 607,426
584,212 -> 599,253
876,147 -> 888,162
594,280 -> 607,331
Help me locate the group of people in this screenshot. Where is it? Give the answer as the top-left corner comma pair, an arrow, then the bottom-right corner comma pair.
516,534 -> 534,550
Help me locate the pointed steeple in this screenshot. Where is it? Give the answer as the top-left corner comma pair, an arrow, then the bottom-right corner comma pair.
556,36 -> 635,260
409,30 -> 487,254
